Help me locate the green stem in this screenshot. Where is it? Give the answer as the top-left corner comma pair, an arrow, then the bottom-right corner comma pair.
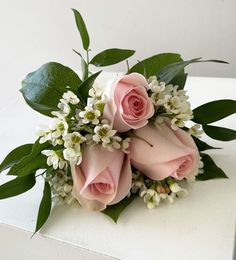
86,50 -> 90,65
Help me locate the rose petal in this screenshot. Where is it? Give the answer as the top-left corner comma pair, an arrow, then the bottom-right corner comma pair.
110,155 -> 132,205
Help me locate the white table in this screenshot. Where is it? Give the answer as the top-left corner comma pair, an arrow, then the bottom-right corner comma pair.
0,75 -> 236,260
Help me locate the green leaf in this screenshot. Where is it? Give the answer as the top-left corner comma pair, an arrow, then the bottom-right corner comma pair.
78,71 -> 101,104
193,99 -> 236,124
81,56 -> 89,80
7,153 -> 47,176
90,48 -> 135,67
192,137 -> 221,151
102,195 -> 135,223
0,144 -> 33,173
196,153 -> 228,180
21,62 -> 82,117
157,58 -> 227,84
0,175 -> 36,200
158,58 -> 228,85
7,140 -> 50,176
172,73 -> 188,90
203,125 -> 236,141
129,53 -> 183,78
72,49 -> 89,81
72,9 -> 90,51
34,182 -> 52,234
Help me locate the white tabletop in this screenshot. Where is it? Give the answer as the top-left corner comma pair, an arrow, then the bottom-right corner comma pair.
0,75 -> 236,260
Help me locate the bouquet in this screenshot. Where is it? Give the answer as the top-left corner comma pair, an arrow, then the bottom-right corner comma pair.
0,9 -> 235,234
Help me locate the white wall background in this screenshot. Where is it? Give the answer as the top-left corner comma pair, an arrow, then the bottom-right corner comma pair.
0,0 -> 235,107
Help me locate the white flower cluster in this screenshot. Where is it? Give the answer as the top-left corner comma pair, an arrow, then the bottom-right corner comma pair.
148,76 -> 193,129
131,172 -> 188,209
46,170 -> 76,205
93,119 -> 131,152
38,87 -> 130,170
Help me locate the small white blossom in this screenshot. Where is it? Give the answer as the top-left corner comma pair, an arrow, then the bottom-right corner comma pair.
131,181 -> 146,194
148,76 -> 193,128
89,84 -> 103,98
188,124 -> 204,138
79,106 -> 101,125
63,132 -> 86,148
171,113 -> 193,129
121,138 -> 131,153
58,99 -> 71,115
140,189 -> 161,209
51,118 -> 68,139
42,150 -> 67,169
48,170 -> 76,205
169,182 -> 188,197
93,121 -> 116,144
37,124 -> 52,144
62,90 -> 80,105
63,146 -> 82,165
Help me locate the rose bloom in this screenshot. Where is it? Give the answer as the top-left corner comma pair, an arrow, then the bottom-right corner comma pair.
104,73 -> 154,132
130,123 -> 200,180
71,145 -> 132,211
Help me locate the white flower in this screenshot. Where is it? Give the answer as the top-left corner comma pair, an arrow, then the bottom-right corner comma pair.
37,124 -> 52,144
188,124 -> 203,138
63,146 -> 82,165
121,138 -> 131,153
131,181 -> 146,194
51,118 -> 68,139
62,90 -> 80,105
89,84 -> 103,98
79,106 -> 101,125
171,113 -> 193,129
42,150 -> 67,169
63,132 -> 86,148
87,97 -> 95,107
148,76 -> 165,92
93,122 -> 116,144
140,189 -> 160,209
151,92 -> 170,106
169,182 -> 188,197
102,135 -> 122,151
58,99 -> 71,115
48,170 -> 76,205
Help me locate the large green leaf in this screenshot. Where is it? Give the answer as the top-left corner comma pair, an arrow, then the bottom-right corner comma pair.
193,137 -> 220,151
78,71 -> 101,104
90,48 -> 135,67
72,9 -> 90,51
34,181 -> 52,234
203,125 -> 236,141
129,53 -> 183,78
0,175 -> 36,200
0,144 -> 33,173
157,58 -> 228,85
7,140 -> 50,176
193,99 -> 236,124
102,195 -> 135,223
172,73 -> 188,90
21,62 -> 82,117
196,153 -> 228,181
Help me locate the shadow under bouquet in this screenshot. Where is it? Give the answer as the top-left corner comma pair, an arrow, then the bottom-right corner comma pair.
0,9 -> 236,234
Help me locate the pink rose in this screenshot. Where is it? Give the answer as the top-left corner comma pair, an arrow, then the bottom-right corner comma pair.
104,73 -> 154,132
130,123 -> 200,180
71,145 -> 132,211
